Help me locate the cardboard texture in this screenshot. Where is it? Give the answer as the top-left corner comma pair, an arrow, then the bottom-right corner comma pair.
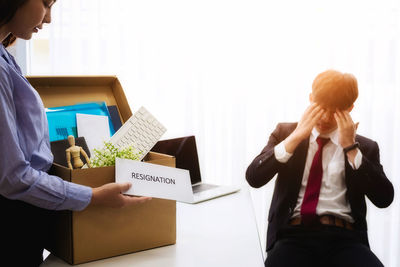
27,76 -> 176,265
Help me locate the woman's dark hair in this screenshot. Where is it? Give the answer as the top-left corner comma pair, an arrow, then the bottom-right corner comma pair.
0,0 -> 29,47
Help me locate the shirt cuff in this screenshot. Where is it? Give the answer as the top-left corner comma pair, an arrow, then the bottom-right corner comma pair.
348,148 -> 362,170
57,181 -> 92,211
274,141 -> 293,163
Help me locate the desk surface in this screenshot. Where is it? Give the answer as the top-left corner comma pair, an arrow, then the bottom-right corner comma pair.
41,188 -> 265,267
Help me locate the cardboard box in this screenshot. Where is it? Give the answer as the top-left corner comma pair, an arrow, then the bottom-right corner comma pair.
27,76 -> 176,265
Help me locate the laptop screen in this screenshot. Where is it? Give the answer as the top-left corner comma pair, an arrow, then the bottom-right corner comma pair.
151,136 -> 201,185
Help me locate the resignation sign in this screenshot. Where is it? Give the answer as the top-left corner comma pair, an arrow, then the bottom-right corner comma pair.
115,158 -> 194,203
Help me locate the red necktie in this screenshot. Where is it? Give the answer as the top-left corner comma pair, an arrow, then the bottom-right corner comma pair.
300,137 -> 330,225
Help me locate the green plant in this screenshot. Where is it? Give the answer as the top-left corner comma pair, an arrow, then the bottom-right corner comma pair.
91,141 -> 141,167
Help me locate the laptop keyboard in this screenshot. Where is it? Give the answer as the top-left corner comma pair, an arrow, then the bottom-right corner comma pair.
192,183 -> 218,194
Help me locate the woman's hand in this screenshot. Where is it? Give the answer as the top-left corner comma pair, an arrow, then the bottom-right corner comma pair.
90,182 -> 152,208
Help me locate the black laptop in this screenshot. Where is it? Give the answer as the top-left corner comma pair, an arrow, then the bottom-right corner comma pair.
151,135 -> 240,203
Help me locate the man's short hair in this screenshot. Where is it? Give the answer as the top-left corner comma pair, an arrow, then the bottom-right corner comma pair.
312,70 -> 358,110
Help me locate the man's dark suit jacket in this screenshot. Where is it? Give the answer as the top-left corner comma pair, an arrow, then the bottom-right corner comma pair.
246,123 -> 394,251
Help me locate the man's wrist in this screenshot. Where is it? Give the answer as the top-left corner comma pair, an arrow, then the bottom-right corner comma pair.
275,142 -> 293,163
284,132 -> 305,153
343,142 -> 360,154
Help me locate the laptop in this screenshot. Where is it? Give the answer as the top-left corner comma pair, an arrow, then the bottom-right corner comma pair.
151,135 -> 240,204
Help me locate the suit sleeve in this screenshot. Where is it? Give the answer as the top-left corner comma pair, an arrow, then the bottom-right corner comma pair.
246,124 -> 287,188
345,141 -> 394,208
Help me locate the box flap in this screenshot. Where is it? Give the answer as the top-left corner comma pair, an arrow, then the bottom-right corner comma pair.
26,76 -> 132,123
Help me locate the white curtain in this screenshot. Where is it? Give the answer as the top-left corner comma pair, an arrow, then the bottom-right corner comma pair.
29,0 -> 400,265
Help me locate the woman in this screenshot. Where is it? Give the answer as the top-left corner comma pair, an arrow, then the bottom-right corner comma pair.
0,1 -> 151,266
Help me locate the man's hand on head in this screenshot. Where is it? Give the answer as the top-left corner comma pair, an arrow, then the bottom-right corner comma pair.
284,103 -> 324,153
334,109 -> 358,148
294,103 -> 325,139
334,109 -> 359,164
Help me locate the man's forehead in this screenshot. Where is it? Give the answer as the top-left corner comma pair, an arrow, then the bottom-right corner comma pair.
321,106 -> 336,113
314,101 -> 344,112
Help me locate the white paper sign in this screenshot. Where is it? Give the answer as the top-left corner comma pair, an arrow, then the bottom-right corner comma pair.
115,158 -> 194,203
76,113 -> 110,155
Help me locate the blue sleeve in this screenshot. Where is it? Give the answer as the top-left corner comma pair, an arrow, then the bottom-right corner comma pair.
0,62 -> 92,211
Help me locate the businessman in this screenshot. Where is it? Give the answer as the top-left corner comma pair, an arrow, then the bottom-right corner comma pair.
246,70 -> 394,267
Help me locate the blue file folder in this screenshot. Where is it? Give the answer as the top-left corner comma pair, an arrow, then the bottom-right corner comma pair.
46,102 -> 116,142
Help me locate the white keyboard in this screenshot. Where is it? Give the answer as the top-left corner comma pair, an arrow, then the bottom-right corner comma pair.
109,106 -> 167,160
